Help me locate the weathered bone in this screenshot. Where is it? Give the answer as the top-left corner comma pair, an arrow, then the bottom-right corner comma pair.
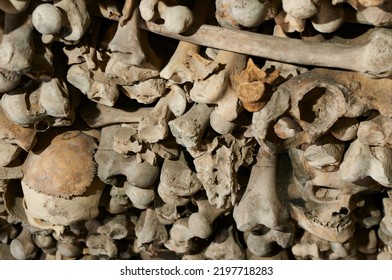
123,181 -> 155,210
86,234 -> 117,259
10,226 -> 37,260
142,22 -> 392,77
357,114 -> 392,147
80,103 -> 151,128
0,0 -> 30,14
282,0 -> 320,20
331,117 -> 359,141
234,144 -> 289,231
311,0 -> 345,33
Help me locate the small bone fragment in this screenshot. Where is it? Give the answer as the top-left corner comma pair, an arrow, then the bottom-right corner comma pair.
122,78 -> 166,104
291,231 -> 330,260
234,144 -> 289,231
138,93 -> 172,143
204,224 -> 246,260
80,103 -> 151,128
274,117 -> 302,139
97,215 -> 129,240
142,22 -> 392,77
274,11 -> 306,33
164,218 -> 193,254
158,151 -> 202,200
188,194 -> 227,239
233,58 -> 279,112
0,142 -> 20,167
357,115 -> 392,147
348,0 -> 392,27
339,139 -> 392,187
168,103 -> 213,148
0,103 -> 36,151
154,197 -> 179,225
86,234 -> 117,258
331,117 -> 359,141
10,227 -> 37,260
304,142 -> 345,172
95,126 -> 160,187
67,63 -> 120,106
0,166 -> 23,180
311,0 -> 345,33
167,85 -> 187,117
134,208 -> 168,250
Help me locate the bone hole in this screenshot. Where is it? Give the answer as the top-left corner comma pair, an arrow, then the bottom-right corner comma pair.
332,207 -> 349,216
298,87 -> 326,123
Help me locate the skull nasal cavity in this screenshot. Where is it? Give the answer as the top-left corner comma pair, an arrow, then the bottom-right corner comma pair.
332,207 -> 349,216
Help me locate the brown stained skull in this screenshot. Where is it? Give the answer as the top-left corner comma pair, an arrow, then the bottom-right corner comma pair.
289,147 -> 379,243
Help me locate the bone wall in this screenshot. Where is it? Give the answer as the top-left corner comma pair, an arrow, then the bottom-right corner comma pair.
0,0 -> 392,260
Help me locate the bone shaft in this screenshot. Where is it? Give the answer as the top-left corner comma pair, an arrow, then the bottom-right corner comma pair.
141,22 -> 362,72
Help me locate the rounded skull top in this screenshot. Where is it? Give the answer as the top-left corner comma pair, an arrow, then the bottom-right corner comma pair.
22,131 -> 98,198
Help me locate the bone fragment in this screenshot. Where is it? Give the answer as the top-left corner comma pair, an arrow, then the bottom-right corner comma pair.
331,117 -> 359,141
80,103 -> 151,128
357,115 -> 392,147
10,227 -> 37,260
311,0 -> 345,33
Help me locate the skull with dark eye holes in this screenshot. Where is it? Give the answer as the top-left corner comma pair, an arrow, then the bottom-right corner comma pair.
288,146 -> 380,243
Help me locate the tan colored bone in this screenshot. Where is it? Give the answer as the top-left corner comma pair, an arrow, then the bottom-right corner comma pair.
274,117 -> 302,139
142,22 -> 392,78
123,181 -> 155,210
97,215 -> 129,240
282,0 -> 320,19
357,115 -> 392,147
331,117 -> 359,141
86,234 -> 117,259
311,0 -> 345,33
233,58 -> 279,112
303,142 -> 345,172
10,227 -> 37,260
234,144 -> 289,231
204,224 -> 246,260
122,78 -> 166,104
168,103 -> 213,148
80,103 -> 151,128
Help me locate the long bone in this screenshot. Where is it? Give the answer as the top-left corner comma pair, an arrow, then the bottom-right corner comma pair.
142,22 -> 392,77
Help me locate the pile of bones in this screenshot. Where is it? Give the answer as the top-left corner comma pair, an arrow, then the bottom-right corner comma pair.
1,0 -> 392,260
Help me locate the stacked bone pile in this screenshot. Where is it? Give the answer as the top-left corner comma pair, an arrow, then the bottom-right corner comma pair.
1,0 -> 392,260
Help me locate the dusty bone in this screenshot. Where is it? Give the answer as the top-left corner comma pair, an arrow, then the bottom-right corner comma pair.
33,0 -> 90,44
245,222 -> 295,257
86,234 -> 117,258
142,22 -> 392,77
106,185 -> 130,214
154,196 -> 179,225
274,117 -> 302,140
233,58 -> 280,112
234,144 -> 289,232
303,142 -> 345,172
122,78 -> 166,104
95,125 -> 160,187
106,6 -> 160,85
291,231 -> 331,260
194,134 -> 255,209
97,215 -> 129,240
2,78 -> 74,127
311,0 -> 345,33
0,104 -> 36,151
137,93 -> 173,143
339,139 -> 392,187
348,0 -> 392,27
274,11 -> 306,33
168,103 -> 213,148
282,0 -> 320,20
80,102 -> 151,128
67,62 -> 120,107
204,224 -> 246,260
140,0 -> 194,34
22,131 -> 104,227
331,117 -> 359,141
357,114 -> 392,147
0,166 -> 23,180
164,218 -> 193,253
134,208 -> 168,251
0,0 -> 30,14
190,50 -> 246,133
157,151 -> 202,202
188,194 -> 227,239
123,181 -> 155,210
10,226 -> 37,260
85,0 -> 122,21
215,0 -> 275,29
0,10 -> 33,76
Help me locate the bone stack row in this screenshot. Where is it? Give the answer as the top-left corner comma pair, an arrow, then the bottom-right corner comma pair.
0,0 -> 392,260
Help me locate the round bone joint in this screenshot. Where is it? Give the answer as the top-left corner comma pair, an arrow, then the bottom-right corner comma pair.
32,4 -> 63,35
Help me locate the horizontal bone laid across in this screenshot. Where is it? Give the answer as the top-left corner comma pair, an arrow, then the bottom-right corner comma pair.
141,21 -> 392,78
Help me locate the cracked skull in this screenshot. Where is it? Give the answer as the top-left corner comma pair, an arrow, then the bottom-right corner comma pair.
289,147 -> 375,243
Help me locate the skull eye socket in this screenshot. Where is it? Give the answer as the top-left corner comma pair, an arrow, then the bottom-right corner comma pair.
312,185 -> 340,201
